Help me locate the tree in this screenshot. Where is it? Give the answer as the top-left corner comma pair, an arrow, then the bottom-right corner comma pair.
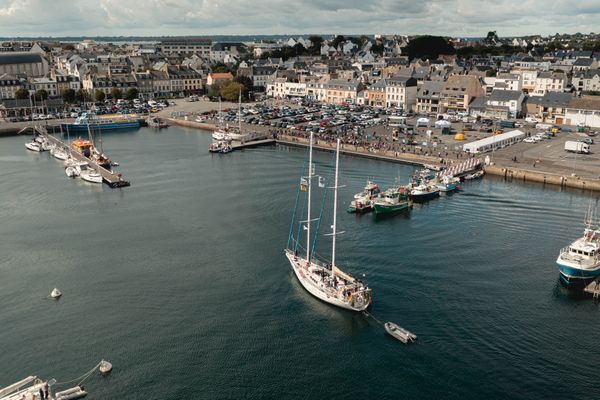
125,87 -> 139,100
485,31 -> 499,45
404,36 -> 456,60
486,68 -> 497,77
15,88 -> 29,99
62,44 -> 75,51
34,89 -> 48,101
219,81 -> 244,102
95,90 -> 106,102
212,63 -> 231,74
76,89 -> 90,102
110,88 -> 123,100
61,88 -> 76,104
307,35 -> 324,55
234,75 -> 252,99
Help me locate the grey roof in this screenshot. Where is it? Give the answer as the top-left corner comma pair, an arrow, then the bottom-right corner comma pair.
417,80 -> 444,98
488,90 -> 523,102
387,76 -> 417,86
526,92 -> 572,108
0,53 -> 43,65
468,96 -> 486,110
577,69 -> 600,79
573,58 -> 594,66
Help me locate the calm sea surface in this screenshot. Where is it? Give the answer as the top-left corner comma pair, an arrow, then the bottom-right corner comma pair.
1,126 -> 599,399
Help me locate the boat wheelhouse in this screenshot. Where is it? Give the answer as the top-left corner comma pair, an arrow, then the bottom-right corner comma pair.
557,215 -> 600,286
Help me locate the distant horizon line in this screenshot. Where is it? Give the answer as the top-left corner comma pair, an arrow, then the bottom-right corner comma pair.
0,32 -> 596,42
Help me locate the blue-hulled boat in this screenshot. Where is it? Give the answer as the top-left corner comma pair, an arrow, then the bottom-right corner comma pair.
556,212 -> 600,287
61,113 -> 140,133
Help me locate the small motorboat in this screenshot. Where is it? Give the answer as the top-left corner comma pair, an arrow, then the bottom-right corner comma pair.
384,322 -> 417,344
25,141 -> 42,152
53,148 -> 69,161
65,166 -> 79,178
41,140 -> 54,151
54,386 -> 87,400
220,144 -> 233,154
80,169 -> 103,184
212,130 -> 227,140
464,170 -> 485,180
51,288 -> 62,299
99,359 -> 113,374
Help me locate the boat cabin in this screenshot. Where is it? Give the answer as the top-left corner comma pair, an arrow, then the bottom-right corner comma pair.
71,139 -> 93,157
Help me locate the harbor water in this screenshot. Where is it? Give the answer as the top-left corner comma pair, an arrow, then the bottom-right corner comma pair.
1,126 -> 599,399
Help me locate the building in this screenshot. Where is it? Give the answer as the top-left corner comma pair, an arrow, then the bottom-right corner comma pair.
565,96 -> 600,128
366,79 -> 386,107
0,53 -> 48,77
524,92 -> 572,124
440,75 -> 484,113
385,76 -> 417,109
206,72 -> 233,87
416,80 -> 443,115
160,37 -> 212,57
325,79 -> 361,104
31,77 -> 58,97
0,74 -> 22,100
267,78 -> 306,98
484,90 -> 525,119
532,71 -> 567,96
572,69 -> 600,93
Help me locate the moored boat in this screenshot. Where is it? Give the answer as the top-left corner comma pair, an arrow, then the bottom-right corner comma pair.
556,211 -> 600,287
347,196 -> 373,214
436,175 -> 460,193
61,113 -> 140,133
25,141 -> 42,152
464,170 -> 485,180
373,186 -> 412,215
353,180 -> 380,199
285,135 -> 372,312
410,183 -> 440,202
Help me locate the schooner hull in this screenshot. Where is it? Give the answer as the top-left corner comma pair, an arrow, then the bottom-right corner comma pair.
285,250 -> 370,312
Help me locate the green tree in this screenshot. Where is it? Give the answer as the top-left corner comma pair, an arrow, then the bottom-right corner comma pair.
34,89 -> 48,101
219,81 -> 244,102
212,63 -> 232,74
76,89 -> 90,102
15,88 -> 29,99
110,88 -> 123,100
234,75 -> 252,100
62,44 -> 75,51
485,31 -> 499,44
95,90 -> 106,102
125,87 -> 139,100
61,88 -> 76,104
404,36 -> 456,60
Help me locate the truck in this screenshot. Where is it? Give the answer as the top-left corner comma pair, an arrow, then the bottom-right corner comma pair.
564,141 -> 590,154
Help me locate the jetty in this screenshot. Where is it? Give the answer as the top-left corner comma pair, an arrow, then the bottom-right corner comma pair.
34,126 -> 130,188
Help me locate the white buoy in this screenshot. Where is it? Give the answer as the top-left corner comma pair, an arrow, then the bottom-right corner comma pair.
99,359 -> 113,374
50,288 -> 62,299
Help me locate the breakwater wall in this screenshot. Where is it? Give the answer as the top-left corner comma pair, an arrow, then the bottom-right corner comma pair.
485,165 -> 600,192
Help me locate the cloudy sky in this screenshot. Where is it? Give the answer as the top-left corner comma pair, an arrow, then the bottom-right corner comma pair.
0,0 -> 598,37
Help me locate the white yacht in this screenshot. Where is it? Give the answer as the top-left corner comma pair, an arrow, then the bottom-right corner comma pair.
285,135 -> 372,312
25,141 -> 42,152
53,147 -> 69,161
557,210 -> 600,286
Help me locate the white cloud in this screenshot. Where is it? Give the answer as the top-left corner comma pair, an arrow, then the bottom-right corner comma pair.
0,0 -> 598,37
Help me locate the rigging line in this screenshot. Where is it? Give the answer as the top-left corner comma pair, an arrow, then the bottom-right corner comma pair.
287,161 -> 306,249
310,150 -> 337,259
53,362 -> 101,386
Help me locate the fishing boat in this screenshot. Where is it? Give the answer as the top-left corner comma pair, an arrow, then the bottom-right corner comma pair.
384,322 -> 417,344
353,180 -> 381,199
347,196 -> 373,214
436,175 -> 460,193
60,113 -> 140,133
71,138 -> 111,169
410,183 -> 440,202
373,186 -> 412,215
25,141 -> 42,152
556,210 -> 600,287
285,135 -> 372,311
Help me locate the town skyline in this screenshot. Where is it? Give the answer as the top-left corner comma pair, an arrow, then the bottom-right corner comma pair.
1,0 -> 599,37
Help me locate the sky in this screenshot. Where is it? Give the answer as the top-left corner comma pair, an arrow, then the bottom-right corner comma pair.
0,0 -> 599,38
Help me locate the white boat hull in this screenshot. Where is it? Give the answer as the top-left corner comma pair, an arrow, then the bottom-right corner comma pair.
25,142 -> 42,152
285,250 -> 370,312
80,171 -> 103,184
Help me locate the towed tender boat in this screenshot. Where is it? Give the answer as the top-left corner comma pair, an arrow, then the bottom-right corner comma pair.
384,322 -> 417,343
